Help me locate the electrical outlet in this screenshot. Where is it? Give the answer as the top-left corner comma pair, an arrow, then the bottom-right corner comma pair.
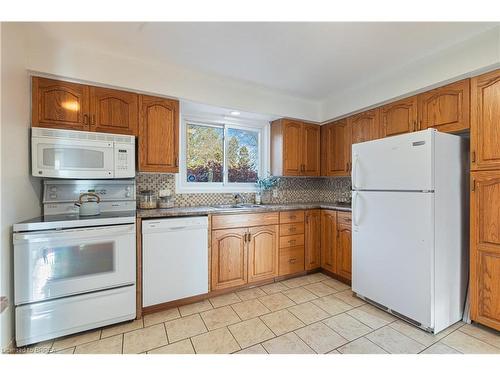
272,189 -> 278,198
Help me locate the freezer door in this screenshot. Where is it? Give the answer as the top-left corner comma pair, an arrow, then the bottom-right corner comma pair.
352,191 -> 434,328
352,130 -> 434,191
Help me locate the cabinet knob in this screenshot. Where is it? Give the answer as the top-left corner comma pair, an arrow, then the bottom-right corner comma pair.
289,258 -> 297,264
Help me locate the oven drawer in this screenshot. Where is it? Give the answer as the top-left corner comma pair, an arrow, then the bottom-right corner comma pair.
14,224 -> 136,305
16,285 -> 136,347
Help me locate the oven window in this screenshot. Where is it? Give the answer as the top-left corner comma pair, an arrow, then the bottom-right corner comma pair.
36,242 -> 115,281
43,148 -> 105,169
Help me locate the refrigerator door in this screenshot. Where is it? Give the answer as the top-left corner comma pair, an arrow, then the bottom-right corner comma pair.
352,190 -> 434,329
352,129 -> 434,191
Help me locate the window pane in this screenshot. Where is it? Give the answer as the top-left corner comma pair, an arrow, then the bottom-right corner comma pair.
227,128 -> 259,183
186,124 -> 223,182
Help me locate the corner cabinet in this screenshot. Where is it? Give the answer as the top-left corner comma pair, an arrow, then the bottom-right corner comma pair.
305,210 -> 321,270
321,119 -> 351,176
138,95 -> 179,173
471,69 -> 500,171
380,96 -> 418,138
320,210 -> 337,273
271,119 -> 320,176
418,79 -> 470,134
470,171 -> 500,331
348,108 -> 380,145
32,77 -> 90,131
335,212 -> 352,280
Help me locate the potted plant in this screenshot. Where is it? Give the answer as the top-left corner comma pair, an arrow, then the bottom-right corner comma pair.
255,175 -> 280,204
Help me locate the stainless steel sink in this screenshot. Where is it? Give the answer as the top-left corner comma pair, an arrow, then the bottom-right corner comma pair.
211,204 -> 264,209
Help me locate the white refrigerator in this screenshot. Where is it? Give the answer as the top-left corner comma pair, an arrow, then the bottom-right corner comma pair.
351,129 -> 468,334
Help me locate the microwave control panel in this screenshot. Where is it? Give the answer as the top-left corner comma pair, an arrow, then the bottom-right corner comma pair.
114,143 -> 135,178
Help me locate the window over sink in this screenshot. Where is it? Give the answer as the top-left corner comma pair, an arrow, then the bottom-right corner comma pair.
177,114 -> 269,193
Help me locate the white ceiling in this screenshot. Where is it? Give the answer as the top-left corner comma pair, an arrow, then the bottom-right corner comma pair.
33,22 -> 498,101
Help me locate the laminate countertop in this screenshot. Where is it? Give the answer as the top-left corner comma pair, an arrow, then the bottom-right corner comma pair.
137,201 -> 351,219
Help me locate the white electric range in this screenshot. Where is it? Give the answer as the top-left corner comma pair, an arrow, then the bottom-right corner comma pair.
13,179 -> 137,346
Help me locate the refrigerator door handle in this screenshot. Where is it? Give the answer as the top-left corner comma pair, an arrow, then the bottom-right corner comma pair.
352,153 -> 359,190
352,191 -> 359,227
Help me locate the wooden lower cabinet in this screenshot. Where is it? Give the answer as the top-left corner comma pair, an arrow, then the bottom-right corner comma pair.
211,228 -> 248,290
320,210 -> 337,273
336,212 -> 352,280
279,246 -> 305,276
305,210 -> 321,270
470,171 -> 500,330
248,225 -> 279,283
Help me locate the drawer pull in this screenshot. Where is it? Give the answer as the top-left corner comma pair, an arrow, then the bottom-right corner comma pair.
288,240 -> 296,245
289,258 -> 297,264
289,215 -> 296,220
289,227 -> 296,232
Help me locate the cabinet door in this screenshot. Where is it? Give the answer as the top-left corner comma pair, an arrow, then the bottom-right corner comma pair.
470,171 -> 500,330
321,120 -> 351,176
305,210 -> 321,270
89,86 -> 138,135
320,210 -> 337,273
418,79 -> 470,133
248,225 -> 278,283
32,77 -> 89,131
471,70 -> 500,171
211,228 -> 248,290
380,96 -> 418,138
336,220 -> 352,281
282,120 -> 303,176
349,108 -> 380,144
302,124 -> 320,176
138,95 -> 179,173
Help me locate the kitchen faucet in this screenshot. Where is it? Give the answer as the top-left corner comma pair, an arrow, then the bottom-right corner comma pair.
234,193 -> 245,204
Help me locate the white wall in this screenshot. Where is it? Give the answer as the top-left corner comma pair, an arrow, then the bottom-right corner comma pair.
23,23 -> 322,123
0,23 -> 42,350
320,26 -> 500,122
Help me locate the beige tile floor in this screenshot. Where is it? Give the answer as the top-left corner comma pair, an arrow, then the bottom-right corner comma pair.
12,273 -> 500,354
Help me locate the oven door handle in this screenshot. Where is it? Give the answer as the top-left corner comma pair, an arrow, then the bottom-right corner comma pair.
13,224 -> 136,243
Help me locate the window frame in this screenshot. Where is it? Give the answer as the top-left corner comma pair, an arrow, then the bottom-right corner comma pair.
176,113 -> 270,193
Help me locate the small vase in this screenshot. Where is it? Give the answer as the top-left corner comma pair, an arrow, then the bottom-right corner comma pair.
255,191 -> 262,205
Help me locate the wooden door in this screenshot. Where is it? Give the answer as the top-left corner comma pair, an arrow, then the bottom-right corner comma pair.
380,96 -> 418,138
321,120 -> 351,176
418,79 -> 470,133
305,210 -> 321,270
336,214 -> 352,281
248,225 -> 279,283
470,171 -> 500,330
89,86 -> 138,135
138,95 -> 179,173
349,108 -> 380,144
211,228 -> 248,290
302,124 -> 320,176
282,120 -> 303,176
320,210 -> 337,273
32,77 -> 90,131
471,69 -> 500,171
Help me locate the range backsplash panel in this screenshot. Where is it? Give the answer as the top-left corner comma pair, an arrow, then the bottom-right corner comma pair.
135,173 -> 351,207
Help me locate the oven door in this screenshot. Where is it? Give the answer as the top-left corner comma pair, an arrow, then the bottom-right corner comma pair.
32,136 -> 115,179
14,224 -> 136,305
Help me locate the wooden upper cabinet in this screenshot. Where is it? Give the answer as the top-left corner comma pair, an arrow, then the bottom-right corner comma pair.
283,120 -> 303,176
380,96 -> 418,138
321,119 -> 351,176
349,108 -> 380,144
471,69 -> 500,171
302,123 -> 321,176
271,119 -> 320,176
32,77 -> 90,131
470,171 -> 500,330
211,228 -> 248,290
138,95 -> 179,173
89,86 -> 138,135
248,225 -> 279,283
320,210 -> 337,273
335,212 -> 352,281
418,79 -> 470,133
305,210 -> 321,270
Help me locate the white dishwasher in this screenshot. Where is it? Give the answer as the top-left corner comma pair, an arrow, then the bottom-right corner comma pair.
142,216 -> 209,307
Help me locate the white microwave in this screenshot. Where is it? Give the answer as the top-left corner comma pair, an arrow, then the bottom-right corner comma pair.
31,127 -> 135,179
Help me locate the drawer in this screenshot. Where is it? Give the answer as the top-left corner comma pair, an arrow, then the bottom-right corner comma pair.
279,210 -> 304,224
279,246 -> 305,276
337,211 -> 352,225
280,222 -> 304,236
212,212 -> 279,230
279,234 -> 304,248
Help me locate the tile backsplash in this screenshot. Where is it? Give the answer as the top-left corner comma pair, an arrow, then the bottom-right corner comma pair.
136,173 -> 351,207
